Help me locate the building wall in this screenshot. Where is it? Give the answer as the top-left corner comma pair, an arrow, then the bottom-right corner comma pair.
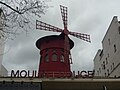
0,78 -> 120,90
94,16 -> 120,77
0,82 -> 42,90
0,9 -> 5,70
0,40 -> 4,70
0,9 -> 8,77
94,49 -> 102,76
0,65 -> 8,77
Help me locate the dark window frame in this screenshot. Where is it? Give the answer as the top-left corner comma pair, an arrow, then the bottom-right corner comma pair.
60,54 -> 64,62
114,44 -> 117,53
52,53 -> 57,61
45,54 -> 49,62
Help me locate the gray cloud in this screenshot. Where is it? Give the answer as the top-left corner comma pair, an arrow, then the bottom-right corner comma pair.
3,0 -> 120,74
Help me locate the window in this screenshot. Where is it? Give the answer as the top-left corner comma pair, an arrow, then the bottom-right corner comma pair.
53,49 -> 56,53
112,63 -> 114,69
107,69 -> 109,76
111,65 -> 112,70
106,58 -> 108,65
45,54 -> 49,62
108,39 -> 110,45
99,50 -> 103,60
103,61 -> 105,69
114,44 -> 117,52
60,55 -> 64,62
52,54 -> 57,61
99,68 -> 101,73
105,73 -> 106,77
118,26 -> 120,34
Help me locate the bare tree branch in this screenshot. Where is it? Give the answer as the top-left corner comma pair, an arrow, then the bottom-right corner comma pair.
0,0 -> 50,40
0,1 -> 22,14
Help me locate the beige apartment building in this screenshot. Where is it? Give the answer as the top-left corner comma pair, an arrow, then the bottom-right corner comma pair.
94,16 -> 120,77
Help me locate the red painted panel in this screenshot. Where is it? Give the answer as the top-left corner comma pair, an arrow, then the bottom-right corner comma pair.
36,34 -> 74,78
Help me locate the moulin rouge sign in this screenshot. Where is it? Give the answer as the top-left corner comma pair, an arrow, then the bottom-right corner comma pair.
10,70 -> 94,78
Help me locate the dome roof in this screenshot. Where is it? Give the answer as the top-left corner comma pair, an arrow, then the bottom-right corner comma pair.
36,32 -> 74,49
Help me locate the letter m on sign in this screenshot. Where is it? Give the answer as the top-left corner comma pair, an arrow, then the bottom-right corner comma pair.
11,70 -> 19,77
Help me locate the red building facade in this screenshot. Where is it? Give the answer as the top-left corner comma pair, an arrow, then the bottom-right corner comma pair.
36,32 -> 74,78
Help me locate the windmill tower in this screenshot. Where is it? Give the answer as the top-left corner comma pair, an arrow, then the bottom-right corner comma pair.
36,5 -> 91,78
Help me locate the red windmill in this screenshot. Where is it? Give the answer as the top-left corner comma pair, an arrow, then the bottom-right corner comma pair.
36,5 -> 91,78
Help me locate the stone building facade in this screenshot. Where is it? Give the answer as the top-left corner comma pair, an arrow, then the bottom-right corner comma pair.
94,16 -> 120,77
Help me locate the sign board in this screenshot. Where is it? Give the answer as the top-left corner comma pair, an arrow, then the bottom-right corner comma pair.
11,70 -> 94,78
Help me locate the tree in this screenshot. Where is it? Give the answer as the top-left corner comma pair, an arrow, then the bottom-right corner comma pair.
0,0 -> 49,40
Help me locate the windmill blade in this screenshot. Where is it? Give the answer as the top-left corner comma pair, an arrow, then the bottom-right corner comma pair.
36,20 -> 63,33
60,5 -> 68,29
69,31 -> 91,43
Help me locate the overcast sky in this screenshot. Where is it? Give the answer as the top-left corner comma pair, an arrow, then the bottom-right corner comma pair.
3,0 -> 120,75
